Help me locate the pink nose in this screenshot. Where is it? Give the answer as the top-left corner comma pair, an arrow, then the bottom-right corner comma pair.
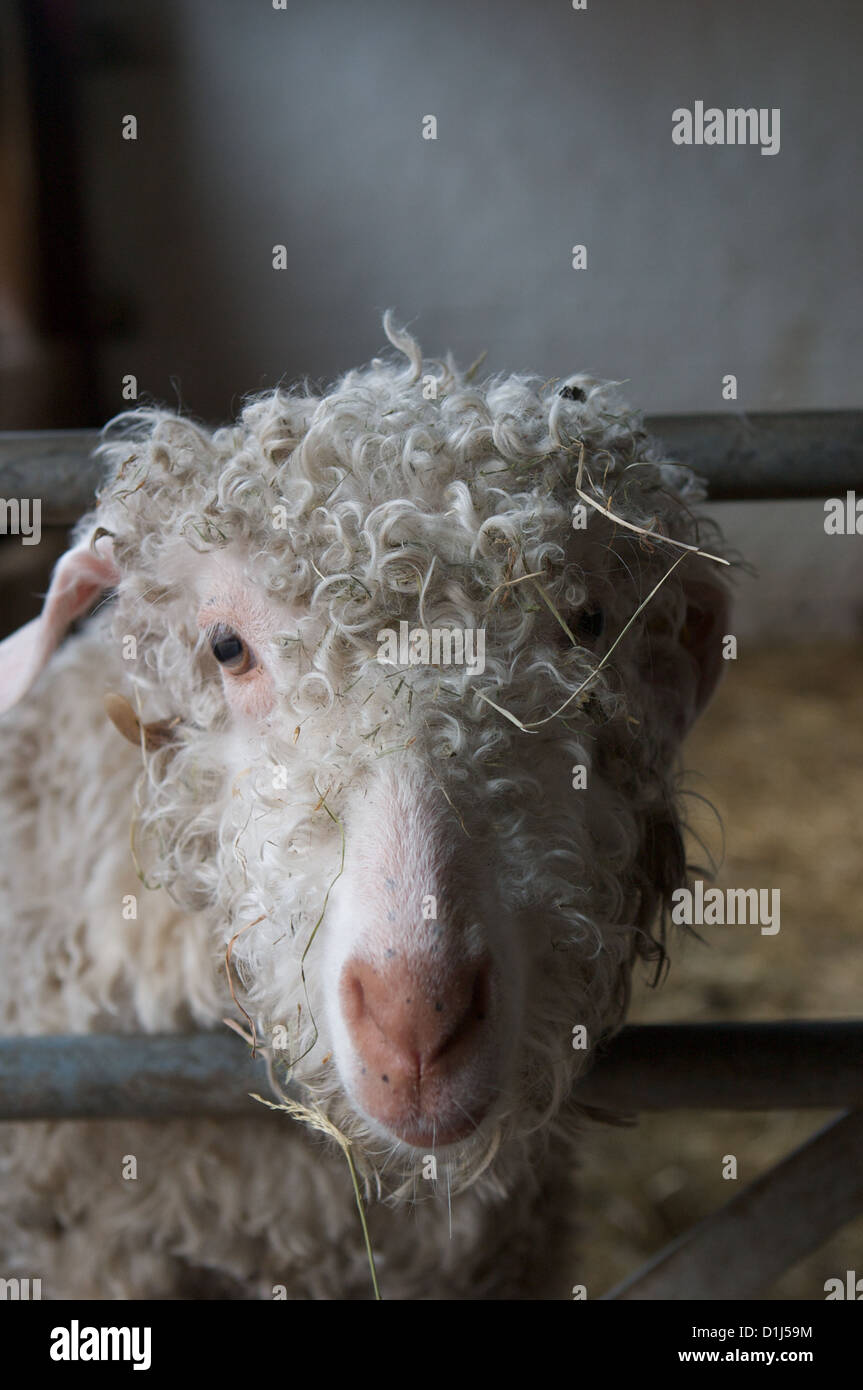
339,954 -> 493,1145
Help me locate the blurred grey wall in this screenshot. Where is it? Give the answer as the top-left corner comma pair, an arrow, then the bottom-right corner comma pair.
38,0 -> 863,636
77,0 -> 861,420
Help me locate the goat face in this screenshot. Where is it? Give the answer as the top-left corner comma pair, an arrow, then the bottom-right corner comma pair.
0,336 -> 728,1182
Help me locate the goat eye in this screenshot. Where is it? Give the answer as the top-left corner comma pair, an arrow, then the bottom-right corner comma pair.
577,608 -> 605,640
210,626 -> 255,674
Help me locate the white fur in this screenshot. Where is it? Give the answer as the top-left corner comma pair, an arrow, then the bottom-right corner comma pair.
0,316 -> 729,1298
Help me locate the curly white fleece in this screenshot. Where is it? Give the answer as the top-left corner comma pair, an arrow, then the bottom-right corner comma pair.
0,316 -> 728,1298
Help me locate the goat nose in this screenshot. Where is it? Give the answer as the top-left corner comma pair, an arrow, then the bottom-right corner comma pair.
340,954 -> 491,1074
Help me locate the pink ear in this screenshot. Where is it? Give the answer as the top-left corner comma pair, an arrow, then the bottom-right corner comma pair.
639,568 -> 730,745
0,535 -> 119,715
681,575 -> 730,724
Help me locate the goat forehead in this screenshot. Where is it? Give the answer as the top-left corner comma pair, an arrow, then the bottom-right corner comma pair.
190,551 -> 294,622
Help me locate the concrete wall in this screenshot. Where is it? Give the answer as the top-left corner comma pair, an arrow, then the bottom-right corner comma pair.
27,0 -> 863,636
76,0 -> 861,419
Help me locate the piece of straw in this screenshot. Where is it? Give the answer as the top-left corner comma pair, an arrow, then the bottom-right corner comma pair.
477,551 -> 690,732
573,440 -> 729,566
251,1092 -> 381,1300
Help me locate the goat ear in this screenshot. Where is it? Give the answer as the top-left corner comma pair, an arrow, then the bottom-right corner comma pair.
0,532 -> 119,716
679,571 -> 730,727
642,565 -> 730,744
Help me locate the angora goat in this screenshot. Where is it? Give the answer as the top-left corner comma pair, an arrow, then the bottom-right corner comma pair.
0,317 -> 729,1299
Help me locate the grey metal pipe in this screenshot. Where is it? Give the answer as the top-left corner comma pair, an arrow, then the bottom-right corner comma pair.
0,1021 -> 861,1121
0,1031 -> 274,1121
0,431 -> 101,525
0,413 -> 861,523
573,1020 -> 863,1113
649,410 -> 863,501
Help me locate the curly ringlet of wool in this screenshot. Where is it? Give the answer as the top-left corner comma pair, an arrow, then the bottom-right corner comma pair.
56,314 -> 729,1205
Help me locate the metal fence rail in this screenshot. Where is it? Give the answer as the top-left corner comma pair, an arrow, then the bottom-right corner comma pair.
1,1022 -> 861,1121
1,411 -> 862,523
2,1024 -> 860,1301
604,1109 -> 863,1301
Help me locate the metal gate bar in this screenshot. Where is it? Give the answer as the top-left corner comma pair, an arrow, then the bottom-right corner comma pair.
1,1022 -> 861,1121
1,411 -> 861,522
604,1109 -> 863,1301
574,1020 -> 863,1112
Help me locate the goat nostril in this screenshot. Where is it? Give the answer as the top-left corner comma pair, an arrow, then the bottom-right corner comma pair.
344,975 -> 365,1025
429,960 -> 491,1064
341,954 -> 492,1073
